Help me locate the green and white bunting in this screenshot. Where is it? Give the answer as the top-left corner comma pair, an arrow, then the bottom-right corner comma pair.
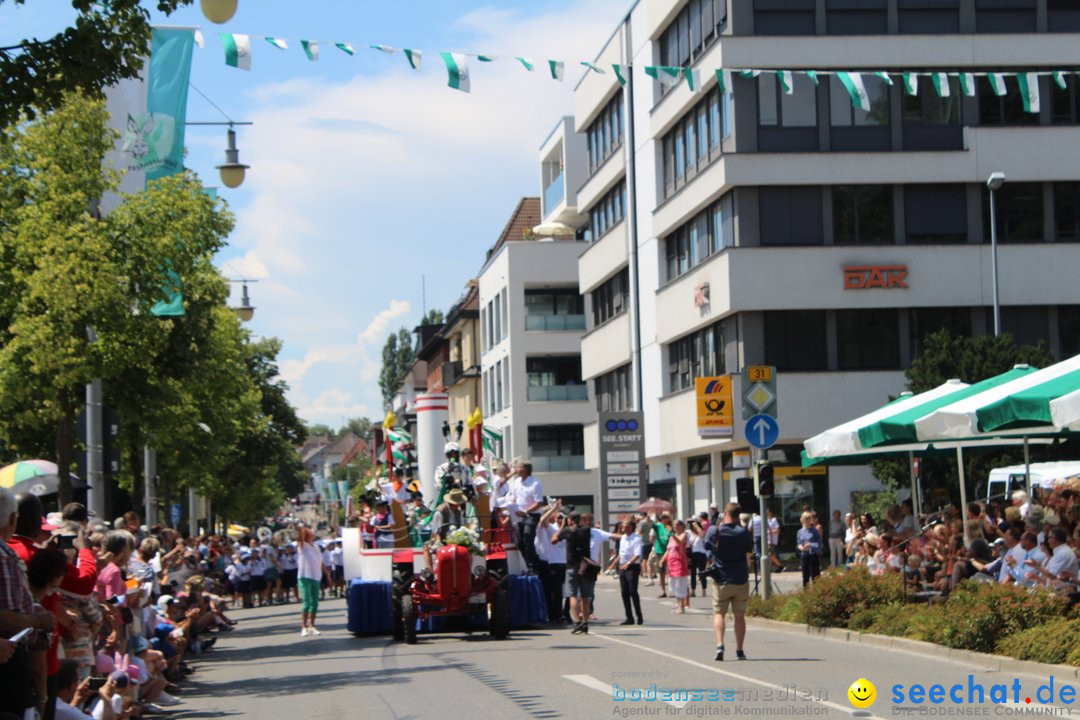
549,60 -> 565,81
778,70 -> 794,95
404,48 -> 422,70
613,64 -> 628,87
988,73 -> 1007,96
387,428 -> 413,444
959,73 -> 975,97
835,72 -> 870,112
477,54 -> 498,62
645,65 -> 682,88
371,44 -> 395,54
684,67 -> 702,92
581,61 -> 604,75
805,70 -> 819,86
931,72 -> 950,97
873,71 -> 893,86
715,69 -> 732,95
335,42 -> 354,56
902,72 -> 918,95
482,426 -> 502,453
301,40 -> 318,61
265,37 -> 289,50
1017,72 -> 1040,113
516,56 -> 534,71
222,33 -> 251,70
1053,71 -> 1068,90
440,51 -> 470,93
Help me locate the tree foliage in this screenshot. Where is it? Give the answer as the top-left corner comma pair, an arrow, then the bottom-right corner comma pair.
870,330 -> 1058,504
378,328 -> 415,410
0,0 -> 194,128
421,309 -> 444,325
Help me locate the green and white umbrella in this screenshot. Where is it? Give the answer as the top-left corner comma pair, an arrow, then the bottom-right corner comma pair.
968,355 -> 1080,432
1050,388 -> 1080,430
915,356 -> 1080,440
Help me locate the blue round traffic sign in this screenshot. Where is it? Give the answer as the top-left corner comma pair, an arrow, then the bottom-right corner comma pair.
745,414 -> 780,450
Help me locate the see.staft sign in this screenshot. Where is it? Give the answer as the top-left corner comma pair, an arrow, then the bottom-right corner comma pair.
843,265 -> 908,290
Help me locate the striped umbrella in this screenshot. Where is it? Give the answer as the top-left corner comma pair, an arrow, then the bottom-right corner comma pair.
0,459 -> 85,496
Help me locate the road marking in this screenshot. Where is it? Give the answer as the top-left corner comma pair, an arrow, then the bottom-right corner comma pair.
593,632 -> 887,720
562,674 -> 687,708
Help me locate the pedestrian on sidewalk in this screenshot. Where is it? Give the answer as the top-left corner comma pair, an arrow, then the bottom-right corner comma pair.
704,503 -> 752,662
828,510 -> 846,568
797,511 -> 823,587
296,528 -> 323,637
662,520 -> 690,614
618,520 -> 643,625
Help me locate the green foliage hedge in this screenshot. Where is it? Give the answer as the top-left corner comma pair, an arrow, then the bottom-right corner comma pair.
748,573 -> 1077,666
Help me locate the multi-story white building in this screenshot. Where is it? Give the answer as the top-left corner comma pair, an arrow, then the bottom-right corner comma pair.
559,0 -> 1080,543
478,197 -> 597,509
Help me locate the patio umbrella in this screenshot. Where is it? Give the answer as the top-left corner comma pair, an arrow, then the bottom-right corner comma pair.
1050,387 -> 1080,430
636,498 -> 673,514
915,355 -> 1080,440
0,460 -> 85,497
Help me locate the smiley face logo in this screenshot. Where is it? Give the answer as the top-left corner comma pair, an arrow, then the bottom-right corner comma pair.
848,678 -> 876,709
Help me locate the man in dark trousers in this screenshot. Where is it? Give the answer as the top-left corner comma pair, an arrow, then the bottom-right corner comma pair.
703,503 -> 753,662
553,512 -> 596,635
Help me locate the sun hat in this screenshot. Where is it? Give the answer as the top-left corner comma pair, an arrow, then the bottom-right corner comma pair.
445,489 -> 468,505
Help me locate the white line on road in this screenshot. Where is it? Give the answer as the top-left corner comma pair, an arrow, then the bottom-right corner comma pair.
562,674 -> 688,708
593,632 -> 888,720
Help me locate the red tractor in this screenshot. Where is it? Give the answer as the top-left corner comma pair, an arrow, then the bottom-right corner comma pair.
390,534 -> 510,644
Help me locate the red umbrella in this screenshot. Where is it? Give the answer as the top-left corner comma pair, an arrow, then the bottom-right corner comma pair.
636,498 -> 673,514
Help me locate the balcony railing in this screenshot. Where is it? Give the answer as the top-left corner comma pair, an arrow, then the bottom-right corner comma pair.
531,455 -> 585,472
543,171 -> 565,216
527,384 -> 588,402
525,314 -> 586,332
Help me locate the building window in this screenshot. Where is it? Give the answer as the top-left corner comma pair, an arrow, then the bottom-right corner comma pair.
758,73 -> 819,152
984,183 -> 1044,243
527,425 -> 585,472
1060,306 -> 1080,358
587,92 -> 623,175
979,76 -> 1038,126
760,187 -> 823,246
662,87 -> 728,198
904,184 -> 967,244
902,75 -> 962,151
829,74 -> 891,151
666,321 -> 724,393
753,0 -> 816,35
526,356 -> 586,402
596,364 -> 632,413
834,186 -> 893,245
1054,183 -> 1080,242
589,181 -> 627,241
593,268 -> 629,326
975,0 -> 1036,33
495,359 -> 504,411
899,0 -> 960,33
500,288 -> 508,341
910,307 -> 972,357
658,0 -> 727,97
826,0 -> 887,34
764,311 -> 827,371
999,306 -> 1049,348
1051,75 -> 1080,125
524,289 -> 585,332
837,310 -> 900,370
1049,0 -> 1080,31
663,192 -> 734,281
493,293 -> 502,344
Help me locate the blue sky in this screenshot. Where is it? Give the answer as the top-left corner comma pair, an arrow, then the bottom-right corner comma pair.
1,0 -> 630,426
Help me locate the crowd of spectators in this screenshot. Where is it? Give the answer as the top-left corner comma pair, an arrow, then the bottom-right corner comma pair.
0,487 -> 337,720
840,485 -> 1079,603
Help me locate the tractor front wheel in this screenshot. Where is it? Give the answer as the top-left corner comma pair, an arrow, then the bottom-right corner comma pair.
490,585 -> 510,640
402,594 -> 418,645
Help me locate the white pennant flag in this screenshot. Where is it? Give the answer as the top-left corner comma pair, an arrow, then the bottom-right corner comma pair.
778,70 -> 794,95
440,51 -> 470,93
1017,73 -> 1040,114
194,30 -> 205,48
988,73 -> 1007,96
265,37 -> 289,50
835,72 -> 870,112
404,48 -> 422,70
959,73 -> 975,97
549,60 -> 565,81
222,34 -> 251,70
301,40 -> 319,61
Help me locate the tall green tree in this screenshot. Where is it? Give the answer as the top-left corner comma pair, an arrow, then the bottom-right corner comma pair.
0,0 -> 194,127
0,92 -> 230,504
378,328 -> 415,410
871,330 -> 1057,501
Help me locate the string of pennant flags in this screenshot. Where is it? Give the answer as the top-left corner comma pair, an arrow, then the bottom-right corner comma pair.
192,29 -> 1078,114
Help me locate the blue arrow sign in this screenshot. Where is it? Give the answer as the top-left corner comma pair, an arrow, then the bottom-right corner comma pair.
745,414 -> 780,450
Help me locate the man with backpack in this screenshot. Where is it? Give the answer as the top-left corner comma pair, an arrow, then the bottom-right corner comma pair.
703,503 -> 753,662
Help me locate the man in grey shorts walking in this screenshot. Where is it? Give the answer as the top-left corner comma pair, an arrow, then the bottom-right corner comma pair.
703,503 -> 753,661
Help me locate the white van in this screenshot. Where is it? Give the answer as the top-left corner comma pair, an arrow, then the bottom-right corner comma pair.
984,461 -> 1080,504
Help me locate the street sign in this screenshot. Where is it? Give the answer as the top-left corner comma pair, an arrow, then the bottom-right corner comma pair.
745,414 -> 780,450
695,376 -> 734,437
170,503 -> 182,525
599,411 -> 646,529
742,366 -> 777,419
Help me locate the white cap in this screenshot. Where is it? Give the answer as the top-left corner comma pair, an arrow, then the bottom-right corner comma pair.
444,442 -> 460,454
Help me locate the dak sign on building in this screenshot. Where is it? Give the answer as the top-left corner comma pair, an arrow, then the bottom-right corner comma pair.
696,376 -> 734,438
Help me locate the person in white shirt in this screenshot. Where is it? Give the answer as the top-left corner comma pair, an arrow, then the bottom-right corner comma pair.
511,462 -> 545,573
1009,531 -> 1049,587
588,523 -> 620,620
329,541 -> 345,598
55,660 -> 116,720
1028,527 -> 1078,590
248,547 -> 267,606
617,520 -> 644,625
296,527 -> 325,637
766,509 -> 783,572
1012,490 -> 1031,520
995,528 -> 1025,583
537,502 -> 568,623
491,463 -> 515,516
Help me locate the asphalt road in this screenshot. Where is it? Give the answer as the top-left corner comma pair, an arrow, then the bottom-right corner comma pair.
169,577 -> 1076,720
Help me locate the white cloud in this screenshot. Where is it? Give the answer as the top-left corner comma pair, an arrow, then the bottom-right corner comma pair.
296,389 -> 373,423
358,299 -> 411,344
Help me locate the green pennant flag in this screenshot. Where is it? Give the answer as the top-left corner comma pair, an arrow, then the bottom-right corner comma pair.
835,71 -> 870,112
371,44 -> 396,54
387,428 -> 413,444
645,65 -> 682,88
684,67 -> 702,92
738,69 -> 760,79
404,49 -> 422,70
477,54 -> 498,62
777,70 -> 794,95
988,73 -> 1007,96
1053,71 -> 1068,90
931,72 -> 950,97
959,73 -> 975,97
902,72 -> 918,95
613,64 -> 628,86
222,33 -> 251,70
516,56 -> 534,71
873,71 -> 893,86
1017,72 -> 1040,114
300,40 -> 318,61
581,61 -> 605,74
805,70 -> 819,86
440,52 -> 470,92
335,42 -> 355,56
482,426 -> 502,453
715,69 -> 732,95
549,60 -> 565,81
265,37 -> 288,50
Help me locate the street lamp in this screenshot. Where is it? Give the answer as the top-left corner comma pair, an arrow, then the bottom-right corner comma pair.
200,0 -> 238,24
217,128 -> 250,189
987,171 -> 1006,336
229,280 -> 256,322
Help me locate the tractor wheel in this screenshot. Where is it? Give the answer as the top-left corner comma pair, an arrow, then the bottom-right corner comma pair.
391,568 -> 411,641
402,595 -> 418,645
490,585 -> 510,639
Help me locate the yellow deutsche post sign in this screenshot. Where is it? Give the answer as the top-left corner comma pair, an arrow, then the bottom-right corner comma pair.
696,376 -> 734,437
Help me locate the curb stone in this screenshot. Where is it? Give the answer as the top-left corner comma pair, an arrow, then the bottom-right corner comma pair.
747,616 -> 1080,680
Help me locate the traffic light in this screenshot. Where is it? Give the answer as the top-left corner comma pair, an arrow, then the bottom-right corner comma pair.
755,461 -> 775,498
